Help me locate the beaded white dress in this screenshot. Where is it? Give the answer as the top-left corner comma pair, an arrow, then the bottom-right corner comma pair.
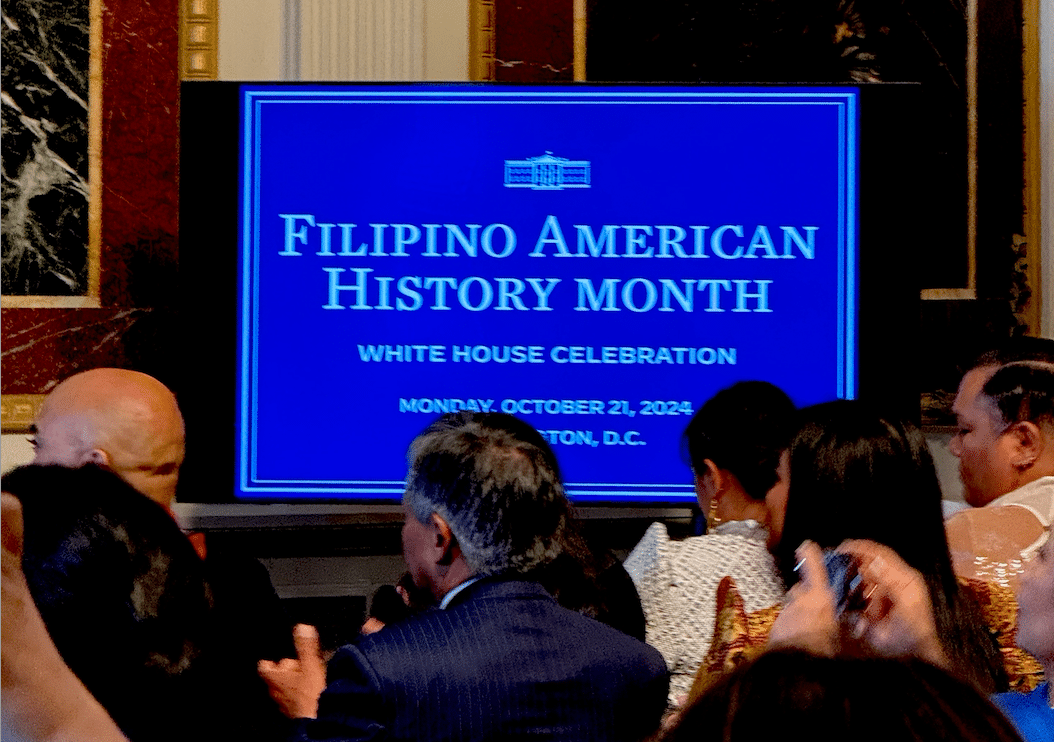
623,520 -> 784,704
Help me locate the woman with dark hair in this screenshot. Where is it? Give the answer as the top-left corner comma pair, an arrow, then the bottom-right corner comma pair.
765,400 -> 1007,693
655,650 -> 1024,742
624,381 -> 795,704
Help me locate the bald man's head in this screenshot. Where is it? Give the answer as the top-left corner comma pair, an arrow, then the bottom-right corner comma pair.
31,369 -> 185,509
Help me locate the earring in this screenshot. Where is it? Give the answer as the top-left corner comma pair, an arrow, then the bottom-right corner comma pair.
707,497 -> 723,530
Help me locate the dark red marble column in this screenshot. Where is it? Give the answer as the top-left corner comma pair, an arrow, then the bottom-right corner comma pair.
493,0 -> 574,82
99,0 -> 181,309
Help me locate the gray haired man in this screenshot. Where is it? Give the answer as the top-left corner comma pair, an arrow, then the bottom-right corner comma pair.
260,412 -> 669,742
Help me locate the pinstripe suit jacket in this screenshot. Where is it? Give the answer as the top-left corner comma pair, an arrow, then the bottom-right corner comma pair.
296,577 -> 669,742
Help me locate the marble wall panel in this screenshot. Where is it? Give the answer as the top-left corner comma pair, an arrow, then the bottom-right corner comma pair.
493,0 -> 573,82
1,308 -> 151,393
99,0 -> 180,308
1,0 -> 91,296
1,0 -> 179,400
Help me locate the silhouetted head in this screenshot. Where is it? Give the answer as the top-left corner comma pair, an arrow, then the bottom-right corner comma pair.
1,464 -> 217,742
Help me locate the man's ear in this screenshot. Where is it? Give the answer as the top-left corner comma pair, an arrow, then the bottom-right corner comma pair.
79,449 -> 110,468
1007,421 -> 1044,470
431,514 -> 460,566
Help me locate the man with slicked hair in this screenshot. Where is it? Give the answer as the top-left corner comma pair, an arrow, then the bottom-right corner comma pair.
30,368 -> 185,511
946,347 -> 1054,588
260,412 -> 669,742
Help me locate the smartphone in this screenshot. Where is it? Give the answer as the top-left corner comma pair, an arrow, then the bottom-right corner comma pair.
823,550 -> 863,614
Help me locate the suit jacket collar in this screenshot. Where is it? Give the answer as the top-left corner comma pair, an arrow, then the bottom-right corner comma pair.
441,573 -> 551,611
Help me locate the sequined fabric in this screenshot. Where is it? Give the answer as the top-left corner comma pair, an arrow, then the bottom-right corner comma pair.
688,574 -> 1044,697
962,576 -> 1045,692
948,505 -> 1049,591
948,477 -> 1054,591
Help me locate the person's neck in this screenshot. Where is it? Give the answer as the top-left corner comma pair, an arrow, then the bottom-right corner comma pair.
1008,465 -> 1054,497
431,559 -> 476,603
437,572 -> 482,609
718,497 -> 768,525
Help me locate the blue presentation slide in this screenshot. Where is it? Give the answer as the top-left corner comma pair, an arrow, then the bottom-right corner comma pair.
237,85 -> 858,501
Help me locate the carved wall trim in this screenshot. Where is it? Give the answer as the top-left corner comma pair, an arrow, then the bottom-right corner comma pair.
181,0 -> 219,79
573,0 -> 586,81
88,0 -> 102,301
469,0 -> 496,81
0,395 -> 45,434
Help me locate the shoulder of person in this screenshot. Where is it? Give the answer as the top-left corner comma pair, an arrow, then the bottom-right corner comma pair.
947,505 -> 1046,555
641,521 -> 672,545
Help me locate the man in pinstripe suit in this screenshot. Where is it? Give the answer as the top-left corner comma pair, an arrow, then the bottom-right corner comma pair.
262,412 -> 669,742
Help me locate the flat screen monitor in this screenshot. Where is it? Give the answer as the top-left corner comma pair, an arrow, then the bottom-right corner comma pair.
178,82 -> 923,505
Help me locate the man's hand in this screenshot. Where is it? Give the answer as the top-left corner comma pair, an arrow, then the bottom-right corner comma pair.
768,540 -> 840,655
258,624 -> 327,719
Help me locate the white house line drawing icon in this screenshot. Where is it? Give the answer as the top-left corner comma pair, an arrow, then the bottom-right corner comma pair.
504,151 -> 591,190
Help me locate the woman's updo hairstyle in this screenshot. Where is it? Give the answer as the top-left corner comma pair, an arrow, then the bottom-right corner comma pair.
682,381 -> 795,501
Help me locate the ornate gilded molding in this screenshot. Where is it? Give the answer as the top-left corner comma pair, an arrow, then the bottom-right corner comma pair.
180,0 -> 219,79
573,0 -> 586,81
0,395 -> 45,434
87,0 -> 102,301
469,0 -> 496,81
